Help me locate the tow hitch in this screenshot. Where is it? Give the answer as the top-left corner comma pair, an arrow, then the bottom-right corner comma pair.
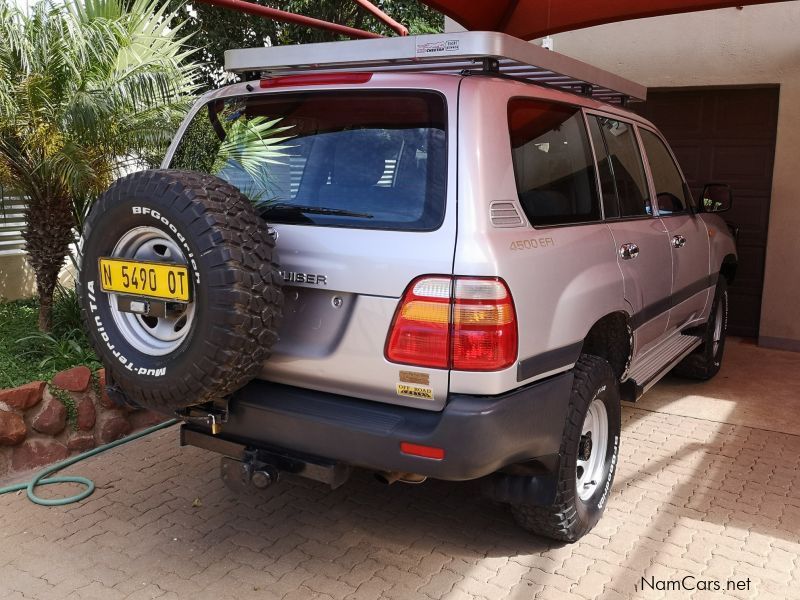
221,452 -> 280,490
179,426 -> 351,490
175,402 -> 229,435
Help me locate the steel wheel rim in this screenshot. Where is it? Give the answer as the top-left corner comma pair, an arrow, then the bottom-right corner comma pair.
576,397 -> 609,501
107,226 -> 195,356
712,294 -> 725,356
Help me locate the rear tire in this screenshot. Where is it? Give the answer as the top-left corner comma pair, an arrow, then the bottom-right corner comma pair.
79,170 -> 283,413
511,355 -> 621,542
673,278 -> 728,381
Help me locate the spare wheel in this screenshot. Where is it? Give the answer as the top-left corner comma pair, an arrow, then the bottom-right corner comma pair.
78,169 -> 283,413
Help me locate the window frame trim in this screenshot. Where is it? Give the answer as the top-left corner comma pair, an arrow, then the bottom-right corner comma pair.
506,96 -> 605,230
635,123 -> 697,217
583,108 -> 657,222
165,87 -> 451,233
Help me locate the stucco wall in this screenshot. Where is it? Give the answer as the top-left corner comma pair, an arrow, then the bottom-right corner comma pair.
0,253 -> 76,302
448,3 -> 800,348
0,254 -> 37,301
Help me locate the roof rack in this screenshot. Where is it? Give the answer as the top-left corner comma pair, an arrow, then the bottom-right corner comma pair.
225,31 -> 647,104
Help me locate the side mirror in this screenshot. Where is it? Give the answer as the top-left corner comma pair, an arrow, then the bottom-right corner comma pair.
700,183 -> 732,213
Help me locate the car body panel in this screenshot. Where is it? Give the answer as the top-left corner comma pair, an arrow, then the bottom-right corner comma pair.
164,72 -> 736,419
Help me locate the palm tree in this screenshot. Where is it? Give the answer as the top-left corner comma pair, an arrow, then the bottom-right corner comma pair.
0,0 -> 198,331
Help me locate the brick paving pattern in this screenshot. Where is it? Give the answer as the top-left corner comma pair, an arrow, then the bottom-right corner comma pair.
1,404 -> 799,599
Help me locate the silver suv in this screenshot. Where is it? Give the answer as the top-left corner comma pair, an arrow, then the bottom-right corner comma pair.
79,33 -> 737,541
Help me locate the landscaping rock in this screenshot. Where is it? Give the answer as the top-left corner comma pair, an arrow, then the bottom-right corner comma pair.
0,411 -> 27,446
76,396 -> 96,431
129,410 -> 167,431
97,413 -> 131,445
97,369 -> 114,409
31,397 -> 67,436
67,431 -> 95,452
0,381 -> 45,411
52,366 -> 92,392
12,439 -> 69,471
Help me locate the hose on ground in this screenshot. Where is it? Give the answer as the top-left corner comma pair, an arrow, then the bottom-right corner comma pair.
0,419 -> 178,506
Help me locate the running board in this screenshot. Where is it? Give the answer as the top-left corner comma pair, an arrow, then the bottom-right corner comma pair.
621,334 -> 703,402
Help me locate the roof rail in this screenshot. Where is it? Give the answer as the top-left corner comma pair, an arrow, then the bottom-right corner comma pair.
225,31 -> 647,104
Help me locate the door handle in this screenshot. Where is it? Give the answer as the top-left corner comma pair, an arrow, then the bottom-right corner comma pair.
620,242 -> 640,260
672,235 -> 687,249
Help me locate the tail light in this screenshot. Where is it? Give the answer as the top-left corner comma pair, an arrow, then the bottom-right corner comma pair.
385,276 -> 517,371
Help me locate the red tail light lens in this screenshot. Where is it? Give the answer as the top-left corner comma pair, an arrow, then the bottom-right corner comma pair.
451,278 -> 517,370
385,276 -> 517,371
385,277 -> 451,369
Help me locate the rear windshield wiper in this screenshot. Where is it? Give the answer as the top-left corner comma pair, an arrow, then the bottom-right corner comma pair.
260,203 -> 374,220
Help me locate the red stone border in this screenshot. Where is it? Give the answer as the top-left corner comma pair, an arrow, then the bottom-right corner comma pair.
0,367 -> 166,477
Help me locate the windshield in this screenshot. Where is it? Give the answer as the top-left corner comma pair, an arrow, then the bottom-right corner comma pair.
169,90 -> 447,231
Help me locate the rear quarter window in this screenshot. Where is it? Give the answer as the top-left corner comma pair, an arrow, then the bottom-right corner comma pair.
508,98 -> 601,227
170,91 -> 447,231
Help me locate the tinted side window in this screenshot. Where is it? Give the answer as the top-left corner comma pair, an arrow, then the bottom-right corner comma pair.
508,99 -> 600,226
587,116 -> 619,219
590,116 -> 651,217
640,129 -> 689,215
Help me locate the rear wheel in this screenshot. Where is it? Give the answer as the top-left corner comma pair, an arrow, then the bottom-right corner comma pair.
673,277 -> 728,381
79,169 -> 283,413
511,355 -> 621,542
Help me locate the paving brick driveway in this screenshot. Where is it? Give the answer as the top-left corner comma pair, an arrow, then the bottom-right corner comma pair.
2,342 -> 799,600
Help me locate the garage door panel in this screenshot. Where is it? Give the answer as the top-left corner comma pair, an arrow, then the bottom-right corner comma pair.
644,94 -> 706,134
725,193 -> 771,237
733,245 -> 766,286
668,144 -> 702,181
635,86 -> 778,337
711,145 -> 776,184
712,90 -> 779,138
728,291 -> 761,337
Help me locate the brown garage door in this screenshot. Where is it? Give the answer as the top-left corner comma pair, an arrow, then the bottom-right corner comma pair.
634,86 -> 779,337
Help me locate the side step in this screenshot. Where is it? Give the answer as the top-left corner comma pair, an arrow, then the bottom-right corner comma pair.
621,333 -> 703,402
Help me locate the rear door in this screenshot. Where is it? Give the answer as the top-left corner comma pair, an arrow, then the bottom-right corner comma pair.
638,126 -> 712,330
586,113 -> 673,353
166,79 -> 459,410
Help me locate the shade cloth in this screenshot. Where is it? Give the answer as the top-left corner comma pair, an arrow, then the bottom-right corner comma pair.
420,0 -> 792,40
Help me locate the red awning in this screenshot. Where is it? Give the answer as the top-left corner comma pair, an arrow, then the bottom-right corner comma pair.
420,0 -> 792,40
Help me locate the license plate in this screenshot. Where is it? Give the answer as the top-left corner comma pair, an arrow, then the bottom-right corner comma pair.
98,258 -> 191,302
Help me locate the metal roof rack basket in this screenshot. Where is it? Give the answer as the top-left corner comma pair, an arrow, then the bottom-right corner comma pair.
225,31 -> 646,104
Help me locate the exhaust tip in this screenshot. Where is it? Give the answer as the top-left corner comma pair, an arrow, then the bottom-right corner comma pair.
374,471 -> 426,485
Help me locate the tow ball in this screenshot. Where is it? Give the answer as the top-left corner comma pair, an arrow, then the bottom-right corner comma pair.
220,452 -> 280,491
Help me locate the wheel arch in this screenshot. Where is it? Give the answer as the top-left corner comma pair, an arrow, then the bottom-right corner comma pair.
580,311 -> 633,381
720,253 -> 737,284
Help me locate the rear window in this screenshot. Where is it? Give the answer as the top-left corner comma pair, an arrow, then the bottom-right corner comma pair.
508,98 -> 601,227
170,91 -> 447,231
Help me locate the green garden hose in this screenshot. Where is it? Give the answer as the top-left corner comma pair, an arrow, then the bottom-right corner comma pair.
0,418 -> 178,506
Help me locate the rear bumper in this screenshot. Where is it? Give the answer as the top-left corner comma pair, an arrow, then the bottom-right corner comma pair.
184,372 -> 572,481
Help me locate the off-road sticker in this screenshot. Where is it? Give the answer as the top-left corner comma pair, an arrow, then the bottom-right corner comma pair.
399,370 -> 430,386
396,383 -> 434,401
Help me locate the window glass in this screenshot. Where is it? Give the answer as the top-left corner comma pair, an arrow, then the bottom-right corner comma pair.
587,116 -> 619,219
640,129 -> 689,215
590,116 -> 651,217
508,99 -> 601,226
170,91 -> 447,231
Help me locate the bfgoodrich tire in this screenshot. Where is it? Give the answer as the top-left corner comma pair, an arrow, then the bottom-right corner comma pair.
511,355 -> 621,542
673,278 -> 728,381
79,169 -> 283,413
